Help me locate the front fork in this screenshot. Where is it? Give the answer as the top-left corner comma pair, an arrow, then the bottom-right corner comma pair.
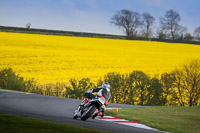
77,102 -> 91,117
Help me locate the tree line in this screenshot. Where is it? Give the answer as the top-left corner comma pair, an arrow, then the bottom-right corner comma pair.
111,9 -> 200,42
66,59 -> 200,106
0,59 -> 200,106
1,9 -> 200,45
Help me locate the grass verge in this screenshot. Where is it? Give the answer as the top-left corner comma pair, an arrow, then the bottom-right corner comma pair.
105,107 -> 200,133
0,114 -> 111,133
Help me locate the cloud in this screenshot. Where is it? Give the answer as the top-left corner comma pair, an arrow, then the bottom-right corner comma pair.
61,0 -> 76,10
61,0 -> 100,11
143,0 -> 166,8
85,0 -> 100,10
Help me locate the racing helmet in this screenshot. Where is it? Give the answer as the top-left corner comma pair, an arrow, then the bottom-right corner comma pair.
102,82 -> 110,89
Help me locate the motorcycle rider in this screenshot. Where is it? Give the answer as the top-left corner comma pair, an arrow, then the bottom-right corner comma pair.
78,82 -> 111,118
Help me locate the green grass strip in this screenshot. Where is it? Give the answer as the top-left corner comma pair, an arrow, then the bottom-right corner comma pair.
0,114 -> 111,133
105,107 -> 200,133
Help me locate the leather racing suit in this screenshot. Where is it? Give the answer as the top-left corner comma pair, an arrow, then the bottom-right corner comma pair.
84,86 -> 111,101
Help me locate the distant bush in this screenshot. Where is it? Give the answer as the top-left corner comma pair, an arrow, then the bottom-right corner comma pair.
1,25 -> 199,44
0,68 -> 36,92
65,78 -> 95,99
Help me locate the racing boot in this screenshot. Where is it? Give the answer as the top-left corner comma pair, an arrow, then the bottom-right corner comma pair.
101,110 -> 104,118
92,113 -> 98,119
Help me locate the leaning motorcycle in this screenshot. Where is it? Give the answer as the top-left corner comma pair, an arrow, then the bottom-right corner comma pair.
73,96 -> 108,121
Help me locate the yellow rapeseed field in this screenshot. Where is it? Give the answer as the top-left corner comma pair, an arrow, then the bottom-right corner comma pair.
0,32 -> 200,85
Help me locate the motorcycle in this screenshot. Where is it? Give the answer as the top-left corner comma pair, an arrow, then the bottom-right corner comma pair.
73,96 -> 108,121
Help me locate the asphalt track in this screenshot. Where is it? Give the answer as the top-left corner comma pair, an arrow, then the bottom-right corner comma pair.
0,90 -> 164,133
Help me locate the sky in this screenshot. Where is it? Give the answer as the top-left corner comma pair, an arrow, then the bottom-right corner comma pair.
0,0 -> 200,36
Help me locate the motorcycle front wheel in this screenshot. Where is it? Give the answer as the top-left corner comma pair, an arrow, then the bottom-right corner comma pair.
73,112 -> 78,119
81,105 -> 97,121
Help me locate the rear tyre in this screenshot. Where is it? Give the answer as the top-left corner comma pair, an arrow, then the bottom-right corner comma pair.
81,105 -> 97,121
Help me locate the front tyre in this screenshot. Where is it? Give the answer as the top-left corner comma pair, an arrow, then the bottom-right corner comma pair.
73,113 -> 78,119
81,105 -> 97,121
73,110 -> 78,119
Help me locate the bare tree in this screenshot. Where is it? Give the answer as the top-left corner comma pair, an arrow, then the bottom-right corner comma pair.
141,12 -> 155,37
194,26 -> 200,41
110,9 -> 141,37
160,9 -> 183,40
174,25 -> 187,39
26,23 -> 31,30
